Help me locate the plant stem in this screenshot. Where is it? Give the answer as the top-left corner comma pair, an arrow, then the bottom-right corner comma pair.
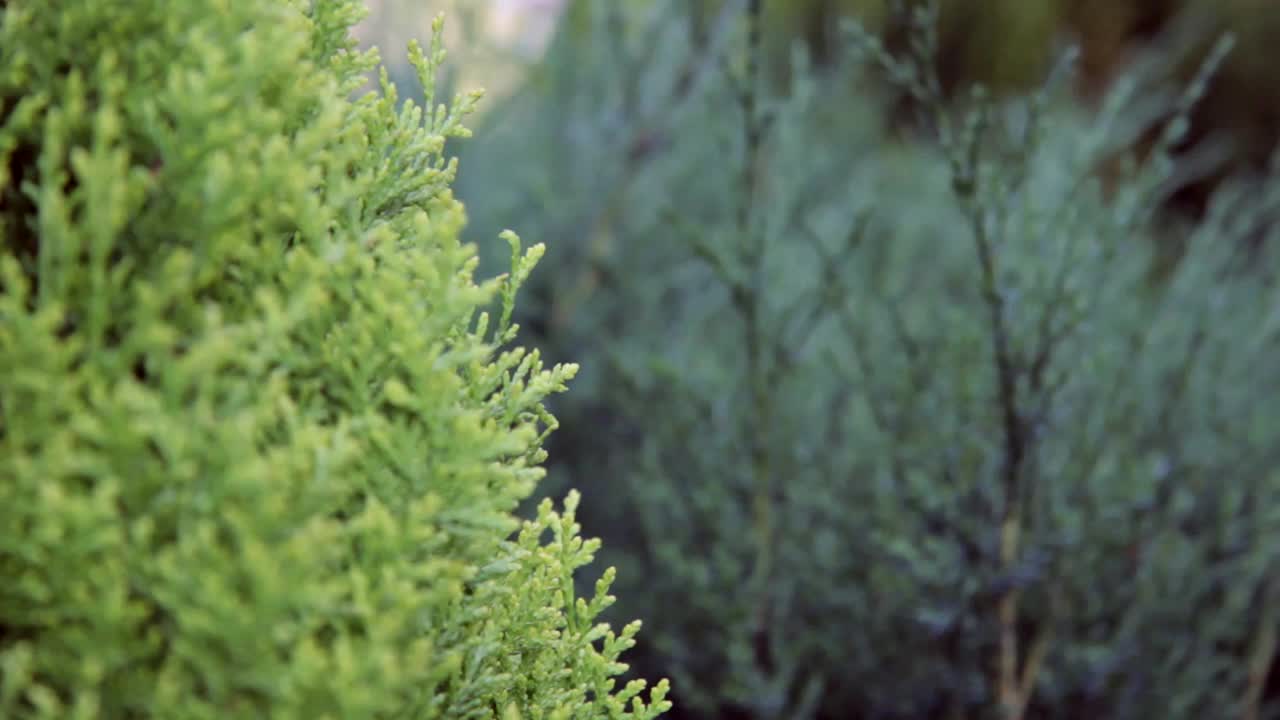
1242,576 -> 1278,720
736,0 -> 778,685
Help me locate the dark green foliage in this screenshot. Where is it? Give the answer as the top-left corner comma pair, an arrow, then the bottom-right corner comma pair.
0,1 -> 669,718
453,1 -> 1280,718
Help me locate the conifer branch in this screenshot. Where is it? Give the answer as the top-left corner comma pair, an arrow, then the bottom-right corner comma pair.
946,87 -> 1036,720
735,0 -> 780,695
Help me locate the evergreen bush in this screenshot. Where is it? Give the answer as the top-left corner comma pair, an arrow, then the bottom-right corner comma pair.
454,2 -> 1280,718
0,1 -> 669,718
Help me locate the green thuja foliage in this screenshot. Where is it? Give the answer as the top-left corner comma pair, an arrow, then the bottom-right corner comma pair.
0,1 -> 670,718
453,1 -> 1280,718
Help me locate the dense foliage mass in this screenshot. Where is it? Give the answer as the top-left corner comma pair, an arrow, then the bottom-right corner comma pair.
454,2 -> 1280,718
0,1 -> 669,718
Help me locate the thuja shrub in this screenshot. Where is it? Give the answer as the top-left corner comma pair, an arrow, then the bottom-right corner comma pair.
454,2 -> 1280,719
0,1 -> 670,718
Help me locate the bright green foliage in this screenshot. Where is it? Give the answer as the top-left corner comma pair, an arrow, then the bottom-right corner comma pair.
453,2 -> 1280,718
0,1 -> 669,718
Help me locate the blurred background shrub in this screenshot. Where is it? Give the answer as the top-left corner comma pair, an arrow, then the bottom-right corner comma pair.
360,1 -> 1280,718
